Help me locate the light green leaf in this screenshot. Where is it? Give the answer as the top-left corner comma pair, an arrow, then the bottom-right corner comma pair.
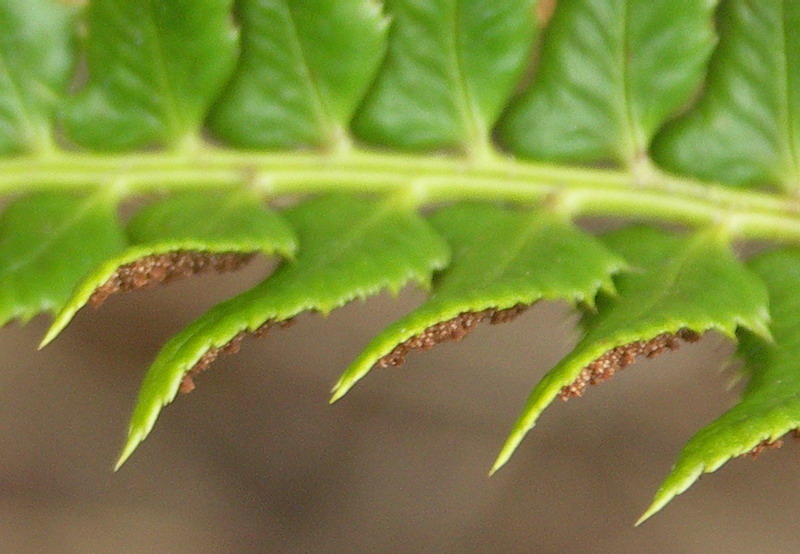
0,192 -> 125,326
0,0 -> 76,154
639,248 -> 800,524
332,203 -> 625,401
653,1 -> 800,192
354,0 -> 537,155
492,226 -> 771,474
500,0 -> 717,166
116,194 -> 450,468
210,0 -> 388,149
42,191 -> 297,347
64,0 -> 238,150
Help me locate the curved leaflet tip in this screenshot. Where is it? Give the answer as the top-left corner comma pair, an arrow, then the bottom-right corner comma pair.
116,194 -> 450,468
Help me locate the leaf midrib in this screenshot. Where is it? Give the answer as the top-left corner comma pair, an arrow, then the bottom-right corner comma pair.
3,147 -> 800,244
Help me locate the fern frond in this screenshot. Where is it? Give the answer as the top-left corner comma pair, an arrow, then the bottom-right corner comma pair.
2,0 -> 800,522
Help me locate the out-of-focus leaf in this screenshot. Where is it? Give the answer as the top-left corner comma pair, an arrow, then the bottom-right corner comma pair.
0,0 -> 76,153
354,0 -> 537,154
210,0 -> 388,149
64,0 -> 238,150
653,1 -> 800,192
500,0 -> 717,165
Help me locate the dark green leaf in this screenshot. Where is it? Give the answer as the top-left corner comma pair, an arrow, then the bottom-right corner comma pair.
64,0 -> 238,150
492,226 -> 770,474
354,0 -> 537,155
639,248 -> 800,523
42,191 -> 297,346
0,192 -> 125,326
0,0 -> 76,154
332,203 -> 625,400
653,1 -> 800,191
210,0 -> 388,149
116,194 -> 450,467
500,0 -> 717,166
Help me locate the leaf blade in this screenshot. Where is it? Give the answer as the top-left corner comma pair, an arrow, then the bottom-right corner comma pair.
332,203 -> 625,400
653,0 -> 800,192
492,226 -> 771,474
42,191 -> 297,346
0,192 -> 126,326
116,194 -> 451,468
353,0 -> 537,154
210,0 -> 388,149
500,0 -> 717,165
639,248 -> 800,523
64,0 -> 238,150
0,0 -> 76,153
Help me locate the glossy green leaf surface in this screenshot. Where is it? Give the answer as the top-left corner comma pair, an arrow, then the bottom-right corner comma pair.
500,0 -> 717,165
210,0 -> 387,149
653,1 -> 800,192
0,192 -> 125,326
354,0 -> 537,154
116,194 -> 450,467
639,248 -> 800,523
42,191 -> 297,346
0,0 -> 75,154
64,0 -> 238,150
332,203 -> 625,401
493,226 -> 771,474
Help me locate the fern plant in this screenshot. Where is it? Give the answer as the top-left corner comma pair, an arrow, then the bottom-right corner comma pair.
3,0 -> 800,523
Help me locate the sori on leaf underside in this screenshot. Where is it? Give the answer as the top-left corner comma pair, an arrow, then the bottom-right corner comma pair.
2,0 -> 800,523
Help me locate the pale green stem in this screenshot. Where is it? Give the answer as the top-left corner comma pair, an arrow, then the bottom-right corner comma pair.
2,148 -> 800,244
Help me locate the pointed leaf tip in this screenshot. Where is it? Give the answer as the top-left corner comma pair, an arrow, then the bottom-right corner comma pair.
334,204 -> 623,401
636,249 -> 800,518
42,192 -> 297,345
120,195 -> 450,463
494,227 -> 770,476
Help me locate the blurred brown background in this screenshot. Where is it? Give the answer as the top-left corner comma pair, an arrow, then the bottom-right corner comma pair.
2,258 -> 799,553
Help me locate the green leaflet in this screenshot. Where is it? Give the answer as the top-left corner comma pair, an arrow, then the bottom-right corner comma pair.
0,0 -> 798,525
0,0 -> 76,154
500,0 -> 717,166
653,1 -> 800,192
41,191 -> 297,347
210,0 -> 387,149
331,203 -> 625,401
638,248 -> 800,523
64,0 -> 238,150
116,194 -> 450,468
353,0 -> 537,156
492,225 -> 771,474
0,192 -> 125,326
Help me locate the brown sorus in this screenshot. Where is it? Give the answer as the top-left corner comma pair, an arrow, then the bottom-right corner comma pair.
559,328 -> 702,400
377,303 -> 529,368
179,318 -> 295,394
744,438 -> 784,458
90,251 -> 256,307
742,429 -> 800,458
